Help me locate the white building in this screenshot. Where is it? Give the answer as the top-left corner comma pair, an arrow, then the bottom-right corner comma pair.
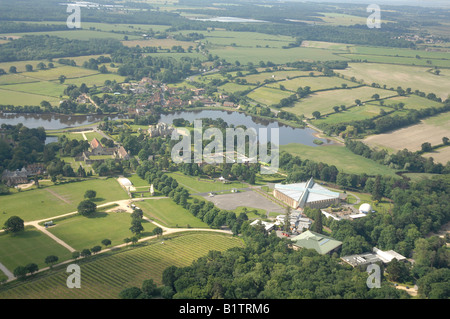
274,178 -> 345,209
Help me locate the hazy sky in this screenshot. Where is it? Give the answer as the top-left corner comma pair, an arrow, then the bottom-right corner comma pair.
283,0 -> 450,8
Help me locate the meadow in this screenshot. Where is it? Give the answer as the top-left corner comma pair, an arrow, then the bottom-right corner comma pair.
281,143 -> 399,177
47,210 -> 157,251
247,86 -> 294,106
0,178 -> 128,225
312,103 -> 390,125
0,232 -> 244,299
284,86 -> 396,118
138,198 -> 209,228
265,75 -> 359,92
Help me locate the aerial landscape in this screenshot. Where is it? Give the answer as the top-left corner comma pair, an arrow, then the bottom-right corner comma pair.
0,0 -> 449,307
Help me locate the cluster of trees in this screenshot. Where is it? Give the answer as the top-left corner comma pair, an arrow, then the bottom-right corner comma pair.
123,223 -> 407,299
0,35 -> 123,62
0,124 -> 46,173
345,140 -> 449,174
136,160 -> 247,231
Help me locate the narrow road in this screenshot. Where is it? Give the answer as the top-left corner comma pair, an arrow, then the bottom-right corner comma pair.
0,262 -> 14,281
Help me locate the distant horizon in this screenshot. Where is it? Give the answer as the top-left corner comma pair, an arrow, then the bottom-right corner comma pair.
282,0 -> 450,9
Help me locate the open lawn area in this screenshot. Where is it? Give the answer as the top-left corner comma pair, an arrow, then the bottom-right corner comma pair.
370,94 -> 444,110
138,198 -> 209,228
47,210 -> 156,251
0,226 -> 73,271
0,232 -> 244,299
166,172 -> 246,194
336,63 -> 450,101
0,178 -> 128,225
0,88 -> 60,106
281,143 -> 399,177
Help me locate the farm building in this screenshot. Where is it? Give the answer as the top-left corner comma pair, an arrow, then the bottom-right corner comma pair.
273,178 -> 345,209
290,230 -> 342,255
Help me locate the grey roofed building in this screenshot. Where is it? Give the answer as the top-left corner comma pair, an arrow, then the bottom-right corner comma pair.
274,177 -> 345,209
341,247 -> 407,268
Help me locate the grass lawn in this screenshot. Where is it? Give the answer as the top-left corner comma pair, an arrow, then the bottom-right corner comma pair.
47,210 -> 156,251
0,232 -> 244,299
138,198 -> 209,228
234,206 -> 267,220
166,172 -> 246,194
0,178 -> 128,225
368,94 -> 444,110
0,226 -> 73,271
64,73 -> 126,87
281,143 -> 399,177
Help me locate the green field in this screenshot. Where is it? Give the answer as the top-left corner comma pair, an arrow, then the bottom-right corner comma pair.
375,94 -> 444,110
0,232 -> 244,299
265,76 -> 359,92
312,104 -> 391,125
47,210 -> 156,251
247,86 -> 294,105
166,172 -> 246,194
281,143 -> 399,177
0,226 -> 73,271
209,46 -> 348,65
0,179 -> 128,226
284,86 -> 396,118
2,30 -> 141,41
0,88 -> 59,106
138,198 -> 209,228
339,53 -> 450,68
336,63 -> 450,101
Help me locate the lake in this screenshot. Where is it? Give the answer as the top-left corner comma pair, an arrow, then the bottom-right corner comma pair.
0,113 -> 126,130
159,109 -> 333,146
0,110 -> 334,147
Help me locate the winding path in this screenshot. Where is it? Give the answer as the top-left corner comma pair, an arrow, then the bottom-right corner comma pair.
1,197 -> 232,283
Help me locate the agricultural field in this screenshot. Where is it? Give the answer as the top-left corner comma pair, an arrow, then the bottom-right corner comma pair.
281,143 -> 399,177
265,75 -> 359,92
0,59 -> 126,106
0,232 -> 244,299
0,178 -> 128,226
138,198 -> 209,228
372,94 -> 444,110
1,30 -> 141,41
311,104 -> 391,125
0,226 -> 73,271
335,63 -> 450,101
247,86 -> 294,106
284,86 -> 397,118
338,54 -> 450,68
363,111 -> 450,154
121,38 -> 196,49
209,46 -> 348,65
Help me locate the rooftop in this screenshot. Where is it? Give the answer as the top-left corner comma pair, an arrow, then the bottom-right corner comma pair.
275,178 -> 341,208
290,230 -> 342,255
